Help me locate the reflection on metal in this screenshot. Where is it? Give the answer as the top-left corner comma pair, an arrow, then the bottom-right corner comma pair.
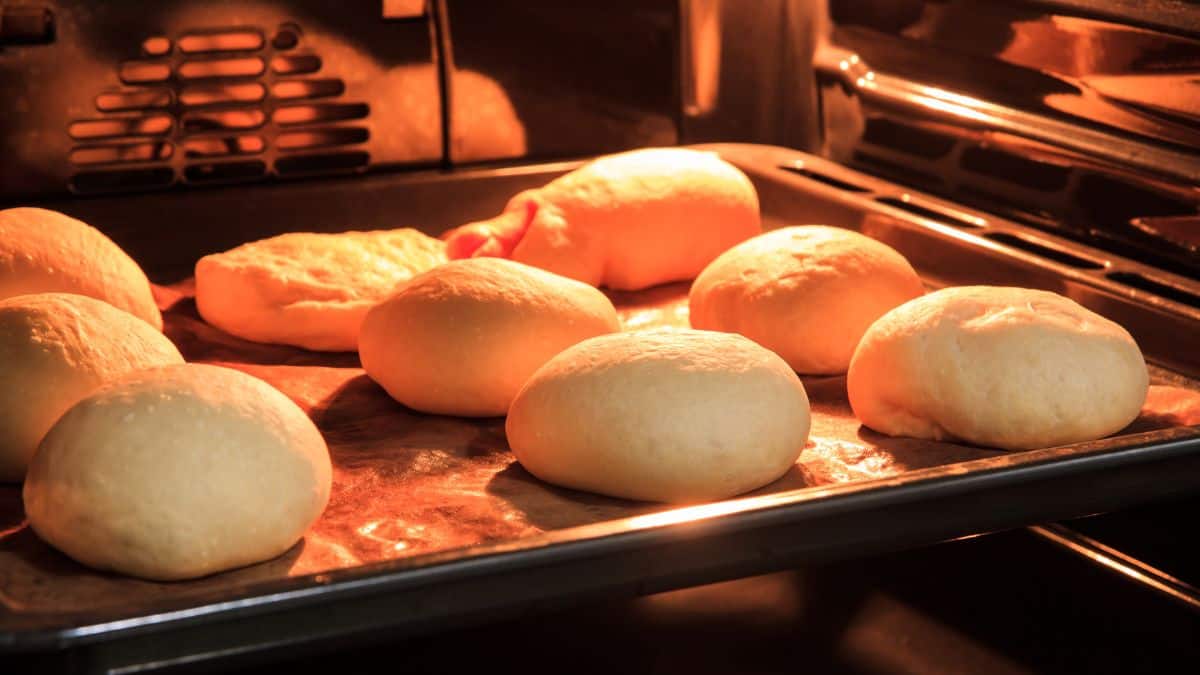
681,0 -> 721,116
816,44 -> 1200,184
1030,523 -> 1200,614
382,0 -> 428,20
818,1 -> 1200,279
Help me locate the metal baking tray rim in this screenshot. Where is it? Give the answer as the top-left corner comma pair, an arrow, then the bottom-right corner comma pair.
8,424 -> 1196,652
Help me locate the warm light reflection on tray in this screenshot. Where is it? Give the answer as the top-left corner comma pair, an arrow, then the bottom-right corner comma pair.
0,280 -> 1197,621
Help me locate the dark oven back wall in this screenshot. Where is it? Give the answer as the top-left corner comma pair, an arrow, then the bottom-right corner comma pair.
1,0 -> 729,204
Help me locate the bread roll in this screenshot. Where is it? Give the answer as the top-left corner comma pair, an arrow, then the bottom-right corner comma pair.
359,257 -> 620,416
0,207 -> 162,329
24,363 -> 332,581
0,293 -> 183,481
507,329 -> 811,502
848,286 -> 1148,450
442,148 -> 761,290
195,229 -> 447,351
689,226 -> 924,374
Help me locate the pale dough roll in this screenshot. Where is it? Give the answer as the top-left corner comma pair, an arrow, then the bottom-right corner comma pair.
23,363 -> 332,581
689,226 -> 924,374
359,257 -> 620,417
195,229 -> 447,351
442,148 -> 761,290
507,329 -> 811,503
0,293 -> 183,481
0,207 -> 162,329
847,286 -> 1149,450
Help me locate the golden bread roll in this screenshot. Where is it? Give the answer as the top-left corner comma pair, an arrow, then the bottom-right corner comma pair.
689,226 -> 924,374
24,363 -> 332,581
848,286 -> 1148,450
442,148 -> 761,290
359,257 -> 620,416
0,293 -> 183,481
0,207 -> 162,329
195,229 -> 446,351
507,329 -> 811,503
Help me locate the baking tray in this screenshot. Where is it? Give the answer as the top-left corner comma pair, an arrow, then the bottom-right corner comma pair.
3,144 -> 1199,673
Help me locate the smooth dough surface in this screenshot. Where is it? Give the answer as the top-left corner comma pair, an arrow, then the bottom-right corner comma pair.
507,329 -> 811,503
689,226 -> 924,374
359,257 -> 620,416
0,207 -> 162,329
442,148 -> 761,290
847,286 -> 1148,450
0,293 -> 183,481
24,363 -> 332,581
195,229 -> 447,351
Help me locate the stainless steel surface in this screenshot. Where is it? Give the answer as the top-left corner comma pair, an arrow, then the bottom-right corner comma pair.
677,0 -> 821,151
1029,523 -> 1200,613
716,144 -> 1200,377
814,43 -> 1200,184
816,0 -> 1200,279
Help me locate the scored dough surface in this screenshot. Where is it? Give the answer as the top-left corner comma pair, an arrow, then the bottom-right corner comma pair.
847,286 -> 1149,450
23,363 -> 332,581
195,229 -> 447,351
0,207 -> 162,329
507,329 -> 812,503
0,293 -> 183,481
689,225 -> 925,374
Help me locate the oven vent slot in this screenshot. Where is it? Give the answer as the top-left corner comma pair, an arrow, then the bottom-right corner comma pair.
862,117 -> 955,160
70,142 -> 174,166
275,151 -> 370,176
184,160 -> 268,184
278,128 -> 370,152
961,146 -> 1070,193
984,232 -> 1105,269
1107,272 -> 1200,310
95,89 -> 172,112
67,22 -> 371,194
875,196 -> 984,229
780,165 -> 870,192
852,152 -> 945,192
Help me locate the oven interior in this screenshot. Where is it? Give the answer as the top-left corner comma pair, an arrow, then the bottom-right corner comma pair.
1,0 -> 1199,672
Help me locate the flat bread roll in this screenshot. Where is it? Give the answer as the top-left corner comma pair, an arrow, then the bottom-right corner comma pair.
0,207 -> 162,329
195,229 -> 447,351
24,363 -> 332,581
689,226 -> 924,374
848,286 -> 1148,450
360,257 -> 621,416
507,329 -> 811,503
442,148 -> 761,290
0,293 -> 183,482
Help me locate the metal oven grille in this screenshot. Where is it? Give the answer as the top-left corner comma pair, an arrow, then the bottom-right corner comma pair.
66,23 -> 371,194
